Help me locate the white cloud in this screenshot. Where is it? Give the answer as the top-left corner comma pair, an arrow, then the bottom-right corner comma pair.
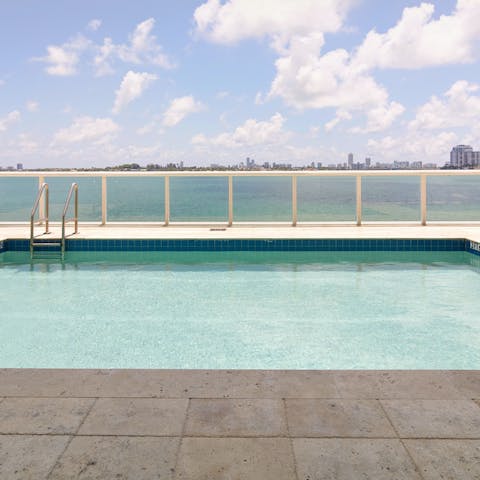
162,96 -> 204,127
26,101 -> 39,112
35,35 -> 91,76
195,0 -> 480,135
367,130 -> 458,164
351,101 -> 405,133
268,33 -> 400,132
194,0 -> 355,51
409,80 -> 480,130
192,112 -> 288,148
53,116 -> 119,144
354,0 -> 480,70
0,110 -> 21,131
112,71 -> 157,114
94,18 -> 175,76
87,19 -> 102,31
325,110 -> 352,131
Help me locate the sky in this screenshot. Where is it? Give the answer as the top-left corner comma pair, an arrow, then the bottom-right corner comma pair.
1,0 -> 480,168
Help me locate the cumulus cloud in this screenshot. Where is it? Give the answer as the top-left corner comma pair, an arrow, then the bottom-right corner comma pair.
26,101 -> 39,112
94,18 -> 175,76
112,71 -> 157,114
194,0 -> 355,51
325,110 -> 352,132
35,35 -> 91,76
192,112 -> 288,148
409,80 -> 480,130
0,110 -> 21,132
351,101 -> 405,133
162,96 -> 204,127
354,0 -> 480,70
52,116 -> 119,144
87,19 -> 102,31
195,0 -> 480,134
367,130 -> 458,164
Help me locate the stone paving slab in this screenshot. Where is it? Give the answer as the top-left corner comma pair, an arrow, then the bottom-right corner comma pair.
175,437 -> 296,480
335,370 -> 464,399
293,438 -> 422,479
185,399 -> 287,437
285,399 -> 396,438
449,370 -> 480,398
49,436 -> 179,480
404,439 -> 480,480
0,397 -> 94,434
381,399 -> 480,438
78,398 -> 189,436
0,434 -> 70,479
2,369 -> 473,399
0,369 -> 340,398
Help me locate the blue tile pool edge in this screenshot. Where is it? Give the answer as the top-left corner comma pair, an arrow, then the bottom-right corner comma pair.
3,238 -> 480,255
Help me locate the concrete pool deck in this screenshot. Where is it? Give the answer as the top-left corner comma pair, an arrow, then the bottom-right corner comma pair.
2,224 -> 480,478
2,369 -> 480,479
2,222 -> 480,242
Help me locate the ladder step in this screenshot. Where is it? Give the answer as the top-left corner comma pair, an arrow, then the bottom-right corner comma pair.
31,242 -> 61,247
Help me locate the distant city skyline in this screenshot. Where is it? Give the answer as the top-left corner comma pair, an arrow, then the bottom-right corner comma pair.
1,1 -> 480,168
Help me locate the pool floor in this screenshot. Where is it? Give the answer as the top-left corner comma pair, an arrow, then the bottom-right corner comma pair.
1,251 -> 480,369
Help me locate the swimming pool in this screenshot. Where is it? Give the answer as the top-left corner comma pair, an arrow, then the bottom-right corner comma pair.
2,241 -> 480,369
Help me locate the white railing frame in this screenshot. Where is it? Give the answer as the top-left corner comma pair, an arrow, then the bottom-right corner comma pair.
1,169 -> 480,226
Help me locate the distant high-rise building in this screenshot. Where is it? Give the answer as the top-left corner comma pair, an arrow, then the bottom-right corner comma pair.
347,153 -> 353,169
365,157 -> 371,168
450,145 -> 480,168
16,163 -> 23,170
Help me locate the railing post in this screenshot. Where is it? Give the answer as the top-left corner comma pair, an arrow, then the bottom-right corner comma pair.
164,175 -> 170,226
45,184 -> 49,233
228,175 -> 233,227
38,176 -> 44,223
74,184 -> 78,233
420,174 -> 427,226
101,175 -> 107,225
292,175 -> 297,226
356,175 -> 362,226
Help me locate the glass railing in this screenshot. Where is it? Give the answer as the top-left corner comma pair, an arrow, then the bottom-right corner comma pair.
1,170 -> 479,225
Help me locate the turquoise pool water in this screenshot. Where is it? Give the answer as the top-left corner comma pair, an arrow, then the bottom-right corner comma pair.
1,251 -> 480,369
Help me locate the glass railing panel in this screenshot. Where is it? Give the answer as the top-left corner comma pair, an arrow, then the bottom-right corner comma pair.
233,176 -> 291,222
107,177 -> 164,221
0,176 -> 38,221
362,176 -> 420,221
170,176 -> 228,222
427,176 -> 480,221
298,176 -> 356,221
44,177 -> 101,222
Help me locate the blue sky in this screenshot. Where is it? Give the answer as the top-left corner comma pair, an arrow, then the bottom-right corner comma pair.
0,0 -> 479,168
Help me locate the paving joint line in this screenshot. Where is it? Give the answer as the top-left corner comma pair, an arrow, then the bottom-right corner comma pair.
172,397 -> 190,477
45,397 -> 98,479
283,398 -> 300,480
378,399 -> 426,480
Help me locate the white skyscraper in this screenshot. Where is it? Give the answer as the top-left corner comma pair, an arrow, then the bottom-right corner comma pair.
450,145 -> 480,168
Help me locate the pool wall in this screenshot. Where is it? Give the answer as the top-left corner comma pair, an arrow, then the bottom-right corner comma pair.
3,237 -> 480,254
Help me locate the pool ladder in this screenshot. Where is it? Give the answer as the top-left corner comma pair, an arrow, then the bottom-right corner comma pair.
30,183 -> 78,260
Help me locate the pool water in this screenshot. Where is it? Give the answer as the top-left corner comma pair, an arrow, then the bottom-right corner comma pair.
1,251 -> 480,369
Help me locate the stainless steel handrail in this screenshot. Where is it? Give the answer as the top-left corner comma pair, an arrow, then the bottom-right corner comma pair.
30,183 -> 49,257
61,183 -> 78,256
